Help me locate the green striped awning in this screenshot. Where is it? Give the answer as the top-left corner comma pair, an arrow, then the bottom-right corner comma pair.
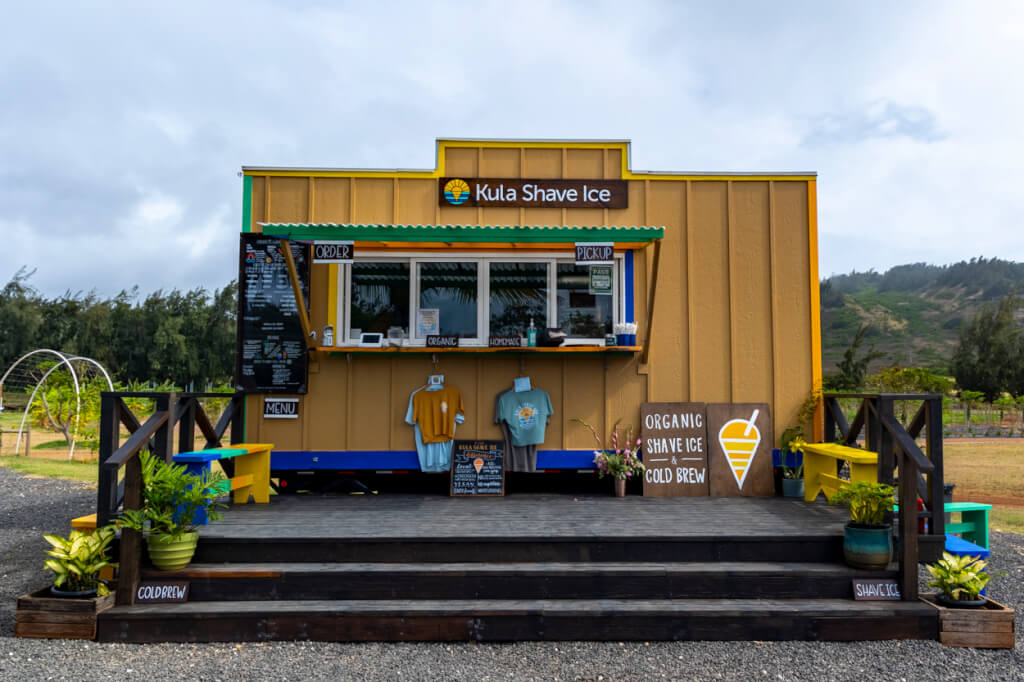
257,223 -> 664,244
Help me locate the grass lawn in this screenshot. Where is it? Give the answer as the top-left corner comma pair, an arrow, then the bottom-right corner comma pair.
0,455 -> 97,485
943,439 -> 1024,533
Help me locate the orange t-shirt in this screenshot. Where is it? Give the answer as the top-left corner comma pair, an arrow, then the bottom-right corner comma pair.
412,387 -> 465,443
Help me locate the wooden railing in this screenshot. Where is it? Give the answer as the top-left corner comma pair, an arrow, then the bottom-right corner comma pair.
823,393 -> 944,601
96,391 -> 243,606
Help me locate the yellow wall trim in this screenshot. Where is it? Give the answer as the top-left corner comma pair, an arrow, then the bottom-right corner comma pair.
807,180 -> 823,441
243,139 -> 816,183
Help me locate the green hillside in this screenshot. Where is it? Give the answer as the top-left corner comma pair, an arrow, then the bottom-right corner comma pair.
820,258 -> 1024,375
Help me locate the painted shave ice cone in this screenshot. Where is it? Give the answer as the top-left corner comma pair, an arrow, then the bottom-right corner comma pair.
717,409 -> 761,489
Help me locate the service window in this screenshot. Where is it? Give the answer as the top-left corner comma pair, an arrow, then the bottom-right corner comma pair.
348,261 -> 410,340
337,252 -> 625,346
414,261 -> 481,342
556,262 -> 615,340
487,262 -> 549,337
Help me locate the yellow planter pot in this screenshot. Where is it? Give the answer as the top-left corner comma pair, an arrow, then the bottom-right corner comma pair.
146,531 -> 199,571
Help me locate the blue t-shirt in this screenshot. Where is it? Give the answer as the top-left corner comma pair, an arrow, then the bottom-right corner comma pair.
497,388 -> 553,447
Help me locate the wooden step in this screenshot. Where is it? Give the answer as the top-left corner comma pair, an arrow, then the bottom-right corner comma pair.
96,598 -> 938,643
144,561 -> 893,601
192,535 -> 844,564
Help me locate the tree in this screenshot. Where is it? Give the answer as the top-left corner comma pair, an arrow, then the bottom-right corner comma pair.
950,295 -> 1022,401
824,324 -> 885,391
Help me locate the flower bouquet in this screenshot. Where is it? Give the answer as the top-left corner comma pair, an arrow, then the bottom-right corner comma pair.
573,417 -> 645,496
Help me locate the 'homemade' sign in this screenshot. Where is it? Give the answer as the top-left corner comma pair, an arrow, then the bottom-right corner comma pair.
451,440 -> 504,496
440,178 -> 627,208
641,403 -> 709,497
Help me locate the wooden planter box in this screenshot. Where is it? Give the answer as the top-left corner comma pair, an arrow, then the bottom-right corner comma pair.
15,588 -> 115,639
922,594 -> 1016,649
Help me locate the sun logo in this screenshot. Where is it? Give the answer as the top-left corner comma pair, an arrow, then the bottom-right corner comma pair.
517,404 -> 536,428
444,178 -> 471,205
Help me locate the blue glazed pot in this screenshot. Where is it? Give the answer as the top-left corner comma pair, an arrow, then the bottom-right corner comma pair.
782,477 -> 804,498
844,522 -> 893,570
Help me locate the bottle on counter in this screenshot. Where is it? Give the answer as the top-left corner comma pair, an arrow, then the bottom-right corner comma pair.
527,318 -> 538,347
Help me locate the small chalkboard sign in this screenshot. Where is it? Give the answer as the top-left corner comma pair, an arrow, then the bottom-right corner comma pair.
451,440 -> 504,497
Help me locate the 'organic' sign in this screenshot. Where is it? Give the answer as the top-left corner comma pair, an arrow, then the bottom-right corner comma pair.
640,403 -> 709,497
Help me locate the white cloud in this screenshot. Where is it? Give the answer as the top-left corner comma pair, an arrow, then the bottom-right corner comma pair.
1,0 -> 1023,296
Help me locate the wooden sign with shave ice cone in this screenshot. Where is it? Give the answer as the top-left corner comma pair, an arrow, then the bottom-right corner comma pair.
706,403 -> 774,496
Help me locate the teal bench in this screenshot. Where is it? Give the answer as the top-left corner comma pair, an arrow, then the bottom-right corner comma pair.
944,501 -> 992,550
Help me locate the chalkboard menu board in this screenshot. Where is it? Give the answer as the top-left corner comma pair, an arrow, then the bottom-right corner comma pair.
235,234 -> 310,394
451,440 -> 504,496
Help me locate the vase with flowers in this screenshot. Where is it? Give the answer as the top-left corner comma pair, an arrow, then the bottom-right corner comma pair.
572,417 -> 645,497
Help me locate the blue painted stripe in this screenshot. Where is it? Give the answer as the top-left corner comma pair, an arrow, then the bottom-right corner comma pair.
270,450 -> 599,471
625,250 -> 634,323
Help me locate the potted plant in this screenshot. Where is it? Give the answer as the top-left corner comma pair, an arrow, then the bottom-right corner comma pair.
117,450 -> 227,570
926,551 -> 990,608
14,526 -> 117,639
923,551 -> 1016,647
832,480 -> 895,570
777,433 -> 806,498
775,391 -> 820,494
43,526 -> 117,597
573,417 -> 645,497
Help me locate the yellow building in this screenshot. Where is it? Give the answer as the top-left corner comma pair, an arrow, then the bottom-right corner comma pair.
238,138 -> 820,485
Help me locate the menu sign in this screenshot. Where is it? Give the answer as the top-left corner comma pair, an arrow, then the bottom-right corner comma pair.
236,234 -> 309,394
706,403 -> 773,497
641,403 -> 709,497
451,440 -> 504,496
440,178 -> 627,209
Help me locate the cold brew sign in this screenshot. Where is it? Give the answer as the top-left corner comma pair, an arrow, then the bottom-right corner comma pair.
641,403 -> 709,497
440,178 -> 627,209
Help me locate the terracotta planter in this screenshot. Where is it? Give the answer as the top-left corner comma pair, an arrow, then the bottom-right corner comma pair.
15,587 -> 114,639
613,478 -> 626,498
146,531 -> 199,570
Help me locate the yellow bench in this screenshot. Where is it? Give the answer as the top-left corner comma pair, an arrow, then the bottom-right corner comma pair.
802,442 -> 878,502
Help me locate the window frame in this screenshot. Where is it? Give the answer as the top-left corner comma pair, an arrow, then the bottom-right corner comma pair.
336,251 -> 625,347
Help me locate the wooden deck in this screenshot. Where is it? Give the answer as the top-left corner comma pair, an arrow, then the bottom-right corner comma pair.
97,494 -> 938,643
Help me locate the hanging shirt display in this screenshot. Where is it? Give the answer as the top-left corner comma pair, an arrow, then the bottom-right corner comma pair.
496,387 -> 553,448
407,385 -> 466,472
495,388 -> 539,472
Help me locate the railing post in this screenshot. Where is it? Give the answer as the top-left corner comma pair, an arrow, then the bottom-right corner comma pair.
115,446 -> 143,607
96,393 -> 121,527
876,397 -> 896,486
823,397 -> 837,443
177,395 -> 196,454
230,393 -> 244,444
152,392 -> 176,464
927,395 -> 945,537
899,451 -> 920,601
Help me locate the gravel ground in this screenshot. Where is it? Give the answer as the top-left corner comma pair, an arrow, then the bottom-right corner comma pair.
1,466 -> 1021,681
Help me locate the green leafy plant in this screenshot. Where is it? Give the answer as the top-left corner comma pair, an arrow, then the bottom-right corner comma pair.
573,417 -> 645,480
927,551 -> 991,602
832,481 -> 895,525
778,390 -> 820,480
116,450 -> 227,540
43,526 -> 117,596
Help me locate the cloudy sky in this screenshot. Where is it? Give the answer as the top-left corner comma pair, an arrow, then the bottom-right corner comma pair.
3,1 -> 1022,299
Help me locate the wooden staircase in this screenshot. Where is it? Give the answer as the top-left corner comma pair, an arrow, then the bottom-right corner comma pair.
95,495 -> 937,643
